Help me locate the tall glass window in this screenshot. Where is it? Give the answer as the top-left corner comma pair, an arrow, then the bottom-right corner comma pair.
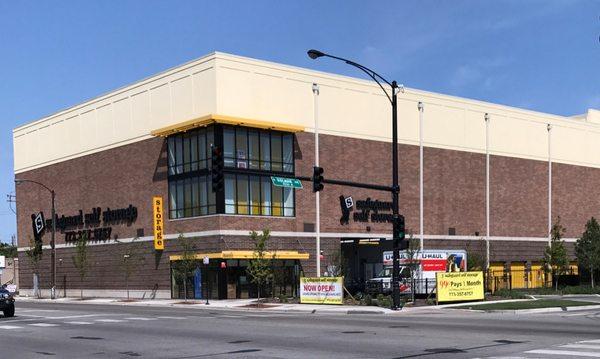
168,125 -> 295,219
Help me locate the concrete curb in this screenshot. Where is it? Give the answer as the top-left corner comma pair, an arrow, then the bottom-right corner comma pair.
15,296 -> 393,315
484,304 -> 600,314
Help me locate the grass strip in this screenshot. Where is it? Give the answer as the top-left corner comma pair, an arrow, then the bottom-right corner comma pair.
454,299 -> 594,311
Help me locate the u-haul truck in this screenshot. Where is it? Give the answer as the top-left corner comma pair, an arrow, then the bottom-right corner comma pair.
365,250 -> 467,295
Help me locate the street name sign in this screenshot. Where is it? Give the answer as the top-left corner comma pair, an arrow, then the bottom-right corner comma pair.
271,176 -> 303,189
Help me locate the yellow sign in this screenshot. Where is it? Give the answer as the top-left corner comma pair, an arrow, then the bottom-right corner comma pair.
300,277 -> 343,305
436,271 -> 484,303
153,196 -> 164,250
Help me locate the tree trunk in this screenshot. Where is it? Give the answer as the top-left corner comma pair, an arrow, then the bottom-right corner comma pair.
591,266 -> 595,288
126,275 -> 130,300
183,275 -> 188,302
257,284 -> 261,308
554,271 -> 558,291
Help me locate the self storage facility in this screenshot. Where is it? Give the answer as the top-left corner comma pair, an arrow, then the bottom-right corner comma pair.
14,52 -> 599,298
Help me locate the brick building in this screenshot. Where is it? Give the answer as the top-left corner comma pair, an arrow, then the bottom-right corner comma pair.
13,52 -> 600,298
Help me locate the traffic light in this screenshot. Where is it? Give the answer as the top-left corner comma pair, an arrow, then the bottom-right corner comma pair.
312,166 -> 324,192
211,145 -> 224,192
394,214 -> 408,250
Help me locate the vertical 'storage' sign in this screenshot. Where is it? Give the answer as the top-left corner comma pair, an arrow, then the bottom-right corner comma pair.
153,196 -> 164,250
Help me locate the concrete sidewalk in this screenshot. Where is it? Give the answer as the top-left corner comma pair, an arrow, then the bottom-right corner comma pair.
16,295 -> 400,315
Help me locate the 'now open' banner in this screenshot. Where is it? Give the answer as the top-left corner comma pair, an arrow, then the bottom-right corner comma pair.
300,277 -> 343,305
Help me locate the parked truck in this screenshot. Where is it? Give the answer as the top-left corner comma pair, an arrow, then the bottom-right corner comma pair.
365,250 -> 467,295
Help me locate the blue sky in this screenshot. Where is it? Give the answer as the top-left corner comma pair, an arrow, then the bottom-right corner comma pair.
0,1 -> 598,244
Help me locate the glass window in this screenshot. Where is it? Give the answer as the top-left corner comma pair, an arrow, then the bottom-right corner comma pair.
260,131 -> 271,171
272,184 -> 283,216
175,136 -> 183,174
169,181 -> 177,218
225,174 -> 236,214
261,177 -> 271,216
249,176 -> 261,215
237,174 -> 249,214
284,187 -> 294,216
224,127 -> 235,168
168,137 -> 176,175
283,134 -> 293,173
248,130 -> 260,170
235,128 -> 248,169
271,134 -> 282,172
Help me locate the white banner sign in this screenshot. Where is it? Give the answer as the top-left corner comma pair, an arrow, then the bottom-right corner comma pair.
300,277 -> 343,305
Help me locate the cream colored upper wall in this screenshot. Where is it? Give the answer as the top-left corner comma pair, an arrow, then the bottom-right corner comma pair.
214,54 -> 600,167
13,55 -> 218,173
14,52 -> 600,173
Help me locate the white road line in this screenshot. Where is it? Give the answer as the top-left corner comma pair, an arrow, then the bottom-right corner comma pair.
580,339 -> 600,344
124,317 -> 158,321
0,325 -> 23,330
29,323 -> 59,327
64,321 -> 93,325
47,314 -> 107,320
562,344 -> 600,350
526,349 -> 600,357
95,319 -> 127,323
156,316 -> 187,320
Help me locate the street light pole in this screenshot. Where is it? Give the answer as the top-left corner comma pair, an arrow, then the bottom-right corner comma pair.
307,49 -> 403,310
15,179 -> 57,300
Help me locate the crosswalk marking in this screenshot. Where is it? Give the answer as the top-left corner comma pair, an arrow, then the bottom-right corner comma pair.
65,321 -> 93,325
29,323 -> 59,327
526,349 -> 600,357
95,319 -> 126,323
124,317 -> 158,321
0,325 -> 23,330
562,343 -> 600,350
156,316 -> 186,320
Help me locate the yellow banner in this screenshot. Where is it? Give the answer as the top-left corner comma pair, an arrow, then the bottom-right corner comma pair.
300,277 -> 343,305
436,271 -> 484,302
153,196 -> 164,250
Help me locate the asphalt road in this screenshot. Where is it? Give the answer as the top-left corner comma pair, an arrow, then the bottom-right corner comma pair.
1,301 -> 599,358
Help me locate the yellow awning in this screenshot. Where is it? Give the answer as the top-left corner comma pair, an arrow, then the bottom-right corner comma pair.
169,250 -> 309,261
151,114 -> 305,137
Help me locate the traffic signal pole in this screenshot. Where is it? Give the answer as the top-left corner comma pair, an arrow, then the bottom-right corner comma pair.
391,81 -> 401,310
306,50 -> 406,310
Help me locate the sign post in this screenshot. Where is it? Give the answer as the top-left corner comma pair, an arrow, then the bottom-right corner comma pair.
153,196 -> 164,250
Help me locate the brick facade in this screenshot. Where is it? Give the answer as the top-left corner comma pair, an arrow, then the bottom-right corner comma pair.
16,130 -> 591,293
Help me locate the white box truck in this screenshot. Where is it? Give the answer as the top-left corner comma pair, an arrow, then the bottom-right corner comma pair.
365,250 -> 468,295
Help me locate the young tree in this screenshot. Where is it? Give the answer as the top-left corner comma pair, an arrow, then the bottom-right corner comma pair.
24,236 -> 43,298
246,230 -> 273,305
404,235 -> 422,302
116,237 -> 146,300
543,217 -> 569,291
575,217 -> 600,288
72,234 -> 90,299
175,233 -> 197,302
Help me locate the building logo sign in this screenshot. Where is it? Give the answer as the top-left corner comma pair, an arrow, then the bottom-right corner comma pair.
30,205 -> 138,243
339,196 -> 394,225
153,196 -> 165,250
31,212 -> 45,241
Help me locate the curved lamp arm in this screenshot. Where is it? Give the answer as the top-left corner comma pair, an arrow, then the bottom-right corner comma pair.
15,179 -> 53,194
307,49 -> 395,105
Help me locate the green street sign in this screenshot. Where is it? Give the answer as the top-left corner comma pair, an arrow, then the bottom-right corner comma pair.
271,176 -> 303,189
